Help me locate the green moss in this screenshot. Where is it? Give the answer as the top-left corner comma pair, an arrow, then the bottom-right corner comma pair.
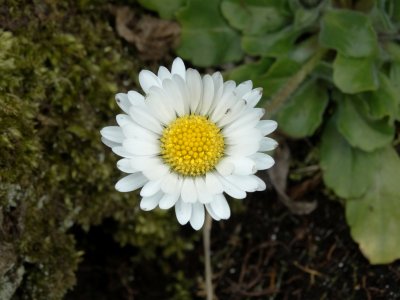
0,1 -> 195,299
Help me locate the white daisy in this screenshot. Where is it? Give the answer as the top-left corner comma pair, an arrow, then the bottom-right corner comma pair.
101,58 -> 277,230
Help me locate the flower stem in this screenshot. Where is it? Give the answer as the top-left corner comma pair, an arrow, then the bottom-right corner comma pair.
203,213 -> 213,300
266,48 -> 328,116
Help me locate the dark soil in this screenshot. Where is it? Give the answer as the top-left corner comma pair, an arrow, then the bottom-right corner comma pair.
66,189 -> 400,300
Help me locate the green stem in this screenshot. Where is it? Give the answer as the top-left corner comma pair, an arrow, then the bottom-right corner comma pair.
265,48 -> 328,116
203,213 -> 213,300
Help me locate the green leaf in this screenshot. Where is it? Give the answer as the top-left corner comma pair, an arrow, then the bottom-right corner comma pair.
176,0 -> 243,67
389,62 -> 400,92
294,7 -> 320,30
276,79 -> 328,138
333,54 -> 379,94
393,0 -> 400,23
312,61 -> 333,82
225,57 -> 273,83
362,73 -> 399,122
242,26 -> 300,56
346,146 -> 400,264
389,62 -> 400,120
337,95 -> 394,152
254,58 -> 302,100
221,0 -> 289,35
369,1 -> 397,33
137,0 -> 186,19
320,118 -> 378,198
319,9 -> 378,57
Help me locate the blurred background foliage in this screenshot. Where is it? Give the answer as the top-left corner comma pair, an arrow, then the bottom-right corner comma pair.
1,0 -> 400,299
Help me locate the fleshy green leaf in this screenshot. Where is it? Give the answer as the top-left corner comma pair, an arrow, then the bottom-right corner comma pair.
337,95 -> 394,152
319,9 -> 378,57
294,6 -> 320,30
346,146 -> 400,264
333,54 -> 379,94
221,0 -> 289,35
320,118 -> 378,199
362,73 -> 399,122
254,58 -> 301,100
276,79 -> 328,138
176,0 -> 243,67
242,26 -> 300,56
225,57 -> 273,83
137,0 -> 186,19
389,62 -> 400,120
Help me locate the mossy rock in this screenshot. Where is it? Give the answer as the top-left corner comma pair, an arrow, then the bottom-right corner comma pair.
0,1 -> 194,299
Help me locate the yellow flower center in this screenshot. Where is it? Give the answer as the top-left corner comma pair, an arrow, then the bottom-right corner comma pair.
160,115 -> 225,176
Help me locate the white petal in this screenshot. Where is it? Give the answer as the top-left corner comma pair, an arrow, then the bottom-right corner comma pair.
243,88 -> 263,107
226,127 -> 262,141
234,80 -> 253,99
139,70 -> 161,93
123,139 -> 160,156
115,173 -> 147,192
115,93 -> 131,113
162,78 -> 185,116
209,81 -> 237,122
157,66 -> 172,81
181,177 -> 197,203
225,175 -> 259,192
210,194 -> 231,219
230,157 -> 257,175
198,193 -> 213,204
173,74 -> 190,115
251,153 -> 275,170
223,108 -> 264,136
100,126 -> 124,143
217,174 -> 247,199
186,68 -> 203,113
161,172 -> 180,194
190,203 -> 205,230
159,193 -> 179,210
226,141 -> 259,157
129,106 -> 163,134
127,91 -> 145,106
112,146 -> 136,158
253,175 -> 267,191
217,99 -> 246,127
101,137 -> 120,148
205,203 -> 221,221
205,172 -> 224,195
117,158 -> 137,173
259,137 -> 278,151
171,57 -> 186,80
116,114 -> 133,127
195,177 -> 213,203
122,123 -> 158,141
209,72 -> 224,112
140,179 -> 162,197
142,161 -> 170,181
140,191 -> 163,211
257,120 -> 278,136
215,158 -> 234,176
226,134 -> 262,148
175,199 -> 192,225
198,74 -> 214,115
130,156 -> 160,171
146,91 -> 175,125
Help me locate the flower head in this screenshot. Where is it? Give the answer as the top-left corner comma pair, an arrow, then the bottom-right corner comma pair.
101,58 -> 277,230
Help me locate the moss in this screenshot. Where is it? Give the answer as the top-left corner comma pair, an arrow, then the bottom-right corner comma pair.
0,1 -> 195,299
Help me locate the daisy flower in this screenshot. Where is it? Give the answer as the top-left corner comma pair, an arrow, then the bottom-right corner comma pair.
101,58 -> 277,230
